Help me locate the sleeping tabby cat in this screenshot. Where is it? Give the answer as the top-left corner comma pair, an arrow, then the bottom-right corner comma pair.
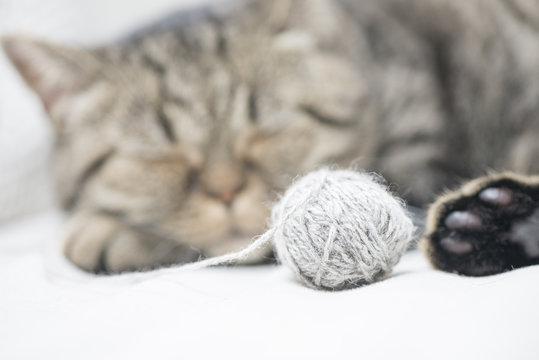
2,0 -> 538,276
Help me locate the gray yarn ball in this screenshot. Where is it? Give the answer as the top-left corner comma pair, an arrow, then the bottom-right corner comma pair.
271,169 -> 414,290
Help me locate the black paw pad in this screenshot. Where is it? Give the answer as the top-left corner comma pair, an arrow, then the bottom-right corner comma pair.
444,211 -> 482,230
478,188 -> 513,206
423,175 -> 539,276
439,236 -> 474,255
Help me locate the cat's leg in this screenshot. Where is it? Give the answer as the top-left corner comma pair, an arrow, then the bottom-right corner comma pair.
63,212 -> 200,273
421,173 -> 539,276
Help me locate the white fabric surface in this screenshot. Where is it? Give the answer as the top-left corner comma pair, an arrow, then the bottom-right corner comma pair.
1,210 -> 538,360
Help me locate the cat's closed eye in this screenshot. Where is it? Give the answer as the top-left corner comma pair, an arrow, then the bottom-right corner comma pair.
156,107 -> 177,143
248,90 -> 258,123
299,104 -> 356,127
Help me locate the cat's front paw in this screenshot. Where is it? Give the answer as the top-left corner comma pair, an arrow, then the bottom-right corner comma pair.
421,173 -> 539,276
63,213 -> 200,273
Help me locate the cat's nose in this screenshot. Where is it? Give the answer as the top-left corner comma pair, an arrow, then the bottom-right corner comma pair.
207,183 -> 244,207
200,162 -> 246,206
218,190 -> 237,206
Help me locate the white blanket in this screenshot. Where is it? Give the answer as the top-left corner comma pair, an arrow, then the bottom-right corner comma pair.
1,210 -> 538,360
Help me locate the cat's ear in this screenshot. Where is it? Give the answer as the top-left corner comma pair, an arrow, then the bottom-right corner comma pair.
1,35 -> 101,113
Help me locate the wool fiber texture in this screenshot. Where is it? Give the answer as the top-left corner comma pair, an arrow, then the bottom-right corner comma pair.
272,169 -> 414,290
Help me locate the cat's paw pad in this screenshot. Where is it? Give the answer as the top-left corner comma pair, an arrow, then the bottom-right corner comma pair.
478,187 -> 514,206
63,213 -> 200,273
422,174 -> 539,276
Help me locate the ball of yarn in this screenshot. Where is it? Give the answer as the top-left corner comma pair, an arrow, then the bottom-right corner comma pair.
271,169 -> 414,290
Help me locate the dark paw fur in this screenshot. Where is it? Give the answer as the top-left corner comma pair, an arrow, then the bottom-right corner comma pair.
422,173 -> 539,276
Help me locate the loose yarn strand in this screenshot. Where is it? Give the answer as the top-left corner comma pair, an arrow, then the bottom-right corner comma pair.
178,230 -> 275,271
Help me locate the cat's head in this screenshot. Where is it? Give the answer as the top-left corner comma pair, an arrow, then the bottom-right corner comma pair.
1,0 -> 376,259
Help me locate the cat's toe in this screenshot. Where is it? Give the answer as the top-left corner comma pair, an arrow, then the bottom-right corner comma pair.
478,187 -> 513,206
439,236 -> 474,255
478,184 -> 535,217
444,211 -> 482,230
63,213 -> 120,273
